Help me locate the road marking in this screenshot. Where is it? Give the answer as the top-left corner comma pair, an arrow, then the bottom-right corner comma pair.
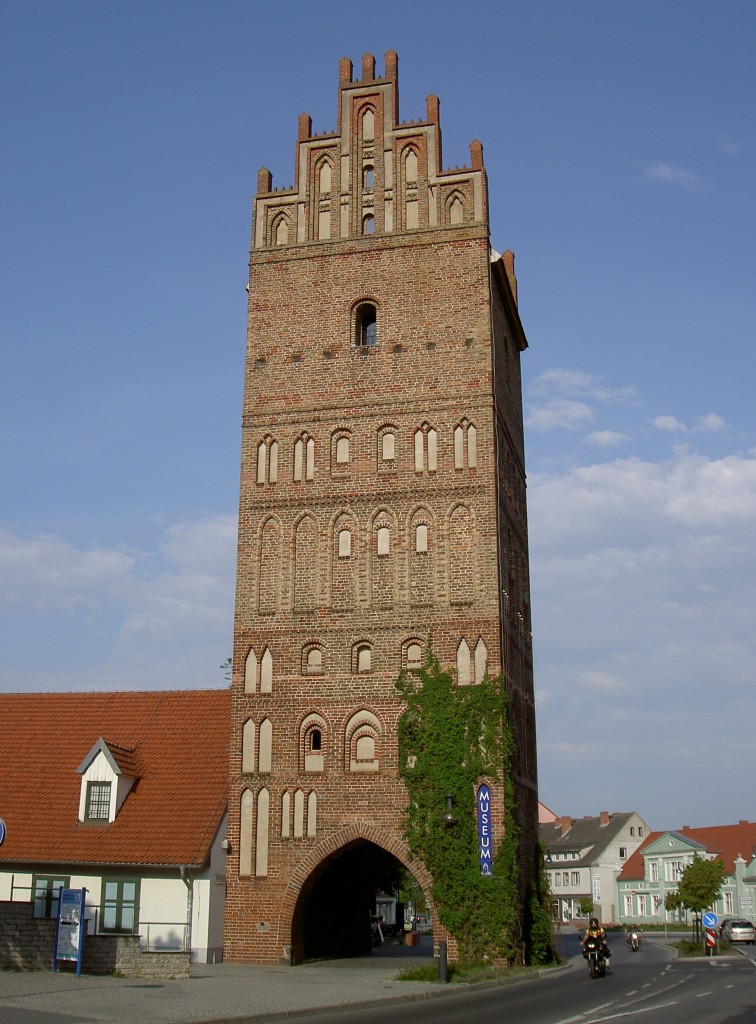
583,1000 -> 679,1022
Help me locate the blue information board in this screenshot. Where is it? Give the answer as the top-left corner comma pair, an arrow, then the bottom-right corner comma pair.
54,888 -> 87,976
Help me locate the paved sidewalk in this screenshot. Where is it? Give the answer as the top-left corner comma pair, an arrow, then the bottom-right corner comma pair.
0,937 -> 440,1024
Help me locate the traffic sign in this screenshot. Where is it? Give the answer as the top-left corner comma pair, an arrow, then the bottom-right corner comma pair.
703,912 -> 718,929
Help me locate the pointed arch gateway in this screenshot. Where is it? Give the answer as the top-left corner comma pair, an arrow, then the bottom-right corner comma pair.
276,823 -> 441,964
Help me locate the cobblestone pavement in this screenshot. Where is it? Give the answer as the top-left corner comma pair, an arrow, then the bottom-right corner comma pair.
0,937 -> 439,1024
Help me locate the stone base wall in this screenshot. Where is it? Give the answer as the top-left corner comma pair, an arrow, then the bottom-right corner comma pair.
0,902 -> 189,978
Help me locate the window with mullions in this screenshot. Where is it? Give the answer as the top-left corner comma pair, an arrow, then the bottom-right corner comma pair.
32,875 -> 70,918
101,879 -> 139,933
85,781 -> 111,821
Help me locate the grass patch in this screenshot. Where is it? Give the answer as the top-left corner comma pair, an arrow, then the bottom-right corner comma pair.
397,959 -> 556,984
672,938 -> 731,957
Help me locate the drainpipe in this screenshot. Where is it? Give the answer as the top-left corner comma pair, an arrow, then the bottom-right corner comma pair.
180,865 -> 194,960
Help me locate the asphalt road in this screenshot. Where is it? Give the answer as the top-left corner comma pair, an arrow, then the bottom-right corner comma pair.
248,933 -> 756,1024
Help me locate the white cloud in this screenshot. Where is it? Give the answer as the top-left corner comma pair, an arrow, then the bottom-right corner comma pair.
526,398 -> 594,432
120,516 -> 237,646
0,515 -> 237,691
528,368 -> 636,404
652,412 -> 727,435
585,430 -> 631,447
651,414 -> 687,433
527,368 -> 637,435
695,413 -> 726,433
529,445 -> 756,825
0,527 -> 135,610
644,161 -> 703,191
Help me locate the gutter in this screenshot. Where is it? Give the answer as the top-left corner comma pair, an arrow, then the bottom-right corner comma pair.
180,865 -> 194,959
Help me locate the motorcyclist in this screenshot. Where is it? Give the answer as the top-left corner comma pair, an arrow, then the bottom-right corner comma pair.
582,917 -> 611,967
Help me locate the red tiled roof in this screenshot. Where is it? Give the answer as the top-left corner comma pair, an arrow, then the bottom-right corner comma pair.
0,689 -> 231,868
618,822 -> 756,882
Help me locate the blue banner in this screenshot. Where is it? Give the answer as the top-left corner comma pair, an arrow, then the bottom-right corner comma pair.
477,784 -> 492,876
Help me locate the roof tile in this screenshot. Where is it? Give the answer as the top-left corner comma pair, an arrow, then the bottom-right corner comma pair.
0,689 -> 231,869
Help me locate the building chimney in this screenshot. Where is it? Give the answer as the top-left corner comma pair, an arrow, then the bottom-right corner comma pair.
560,816 -> 572,835
600,811 -> 609,827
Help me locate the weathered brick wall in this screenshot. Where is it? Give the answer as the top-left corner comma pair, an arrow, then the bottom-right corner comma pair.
225,52 -> 538,963
0,903 -> 189,978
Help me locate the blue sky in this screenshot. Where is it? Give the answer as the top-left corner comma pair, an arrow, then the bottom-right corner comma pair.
2,1 -> 755,831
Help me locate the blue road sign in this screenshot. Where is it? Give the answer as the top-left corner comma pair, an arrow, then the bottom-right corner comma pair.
702,912 -> 718,929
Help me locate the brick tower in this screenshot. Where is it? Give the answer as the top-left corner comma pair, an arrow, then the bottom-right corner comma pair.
225,51 -> 538,964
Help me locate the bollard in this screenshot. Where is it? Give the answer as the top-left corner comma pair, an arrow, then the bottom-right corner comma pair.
438,939 -> 448,983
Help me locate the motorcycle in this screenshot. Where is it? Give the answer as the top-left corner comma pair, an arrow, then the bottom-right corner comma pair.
584,934 -> 607,978
626,928 -> 641,952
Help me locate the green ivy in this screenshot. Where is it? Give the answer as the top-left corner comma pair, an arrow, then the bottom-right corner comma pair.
396,647 -> 520,962
524,841 -> 558,965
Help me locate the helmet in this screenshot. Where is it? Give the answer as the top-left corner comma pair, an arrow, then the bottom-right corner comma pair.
590,918 -> 599,928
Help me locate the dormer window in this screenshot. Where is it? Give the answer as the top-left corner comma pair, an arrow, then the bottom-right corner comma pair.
77,738 -> 138,825
85,781 -> 112,821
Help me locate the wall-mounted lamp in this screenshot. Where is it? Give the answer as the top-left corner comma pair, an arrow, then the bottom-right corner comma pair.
442,794 -> 458,829
221,838 -> 230,852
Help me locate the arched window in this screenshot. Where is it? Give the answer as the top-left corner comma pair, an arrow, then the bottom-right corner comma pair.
338,529 -> 352,558
454,420 -> 477,470
354,302 -> 378,347
406,642 -> 423,669
273,215 -> 288,246
319,161 -> 331,192
307,791 -> 317,837
362,108 -> 375,141
405,149 -> 418,184
255,788 -> 269,876
336,436 -> 350,463
381,430 -> 395,463
449,195 -> 464,224
356,734 -> 374,760
304,647 -> 323,674
362,214 -> 375,235
474,638 -> 488,684
377,526 -> 390,556
258,718 -> 272,772
281,791 -> 291,837
415,523 -> 428,553
346,710 -> 381,772
260,647 -> 273,693
242,719 -> 256,773
294,434 -> 315,481
414,425 -> 438,473
244,648 -> 257,694
457,639 -> 472,686
256,436 -> 278,484
302,714 -> 326,773
352,642 -> 373,673
239,789 -> 254,876
363,165 -> 374,189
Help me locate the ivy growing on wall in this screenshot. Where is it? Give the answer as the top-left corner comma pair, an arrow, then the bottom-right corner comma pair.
396,648 -> 520,962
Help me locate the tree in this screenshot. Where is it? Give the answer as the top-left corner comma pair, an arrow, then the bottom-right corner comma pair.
220,656 -> 232,683
668,855 -> 725,940
578,897 -> 594,918
665,890 -> 682,914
